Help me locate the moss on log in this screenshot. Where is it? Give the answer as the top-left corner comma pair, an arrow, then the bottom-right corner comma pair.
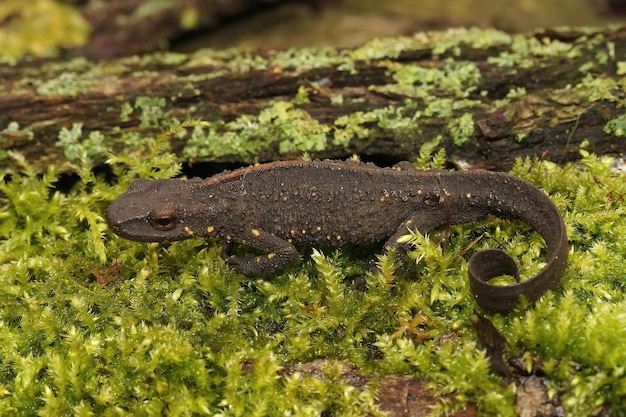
1,26 -> 625,172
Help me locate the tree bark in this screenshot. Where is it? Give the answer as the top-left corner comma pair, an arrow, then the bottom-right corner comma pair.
1,26 -> 625,172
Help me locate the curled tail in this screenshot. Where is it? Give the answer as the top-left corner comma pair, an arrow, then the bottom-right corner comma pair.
445,171 -> 568,313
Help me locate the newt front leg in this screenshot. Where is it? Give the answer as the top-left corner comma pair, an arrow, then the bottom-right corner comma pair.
222,229 -> 299,277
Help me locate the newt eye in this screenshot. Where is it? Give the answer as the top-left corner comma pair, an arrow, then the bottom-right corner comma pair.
148,211 -> 178,231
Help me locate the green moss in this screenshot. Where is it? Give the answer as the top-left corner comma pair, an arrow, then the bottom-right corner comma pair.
389,60 -> 481,98
575,73 -> 620,103
184,26 -> 594,79
180,7 -> 199,30
511,34 -> 579,58
376,336 -> 517,416
183,101 -> 330,159
1,128 -> 626,415
187,46 -> 345,75
604,112 -> 626,137
134,96 -> 169,128
349,28 -> 513,62
447,112 -> 475,146
293,85 -> 311,105
0,142 -> 389,415
506,86 -> 527,99
333,112 -> 375,146
36,72 -> 95,97
0,0 -> 90,61
56,123 -> 108,162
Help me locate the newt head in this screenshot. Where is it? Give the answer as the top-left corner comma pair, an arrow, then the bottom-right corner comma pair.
105,178 -> 219,242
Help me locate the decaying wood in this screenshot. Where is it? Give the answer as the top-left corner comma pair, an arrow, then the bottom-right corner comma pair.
1,26 -> 625,172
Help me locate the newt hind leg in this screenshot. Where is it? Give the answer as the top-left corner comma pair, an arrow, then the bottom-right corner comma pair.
383,211 -> 448,260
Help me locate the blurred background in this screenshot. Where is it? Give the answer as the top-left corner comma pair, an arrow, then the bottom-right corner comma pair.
174,0 -> 626,51
1,0 -> 626,61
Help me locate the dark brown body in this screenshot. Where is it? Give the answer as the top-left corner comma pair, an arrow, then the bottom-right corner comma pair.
106,160 -> 568,313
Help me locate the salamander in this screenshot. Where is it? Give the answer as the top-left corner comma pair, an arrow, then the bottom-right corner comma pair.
105,160 -> 568,313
